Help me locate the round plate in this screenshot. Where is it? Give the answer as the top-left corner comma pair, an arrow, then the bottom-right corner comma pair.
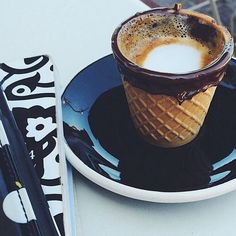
62,55 -> 236,203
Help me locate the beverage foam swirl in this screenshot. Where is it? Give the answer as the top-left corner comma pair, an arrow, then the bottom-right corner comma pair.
117,12 -> 225,73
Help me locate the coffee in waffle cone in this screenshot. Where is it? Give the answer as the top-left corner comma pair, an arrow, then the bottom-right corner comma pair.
112,4 -> 234,147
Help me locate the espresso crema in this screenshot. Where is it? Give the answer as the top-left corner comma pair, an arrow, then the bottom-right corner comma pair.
134,38 -> 212,73
117,11 -> 225,74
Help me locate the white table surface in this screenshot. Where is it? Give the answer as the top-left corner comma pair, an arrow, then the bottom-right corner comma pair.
0,1 -> 236,235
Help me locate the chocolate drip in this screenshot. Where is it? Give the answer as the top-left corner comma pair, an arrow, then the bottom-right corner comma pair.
112,5 -> 234,102
118,48 -> 231,102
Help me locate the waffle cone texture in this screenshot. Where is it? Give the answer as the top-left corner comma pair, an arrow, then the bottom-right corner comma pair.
123,81 -> 216,148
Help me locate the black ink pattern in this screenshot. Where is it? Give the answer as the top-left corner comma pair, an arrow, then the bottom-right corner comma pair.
0,55 -> 64,235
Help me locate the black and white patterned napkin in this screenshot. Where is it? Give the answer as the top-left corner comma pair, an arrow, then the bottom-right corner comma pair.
0,55 -> 64,235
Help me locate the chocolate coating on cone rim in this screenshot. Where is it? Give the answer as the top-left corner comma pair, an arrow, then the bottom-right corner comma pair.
111,6 -> 234,102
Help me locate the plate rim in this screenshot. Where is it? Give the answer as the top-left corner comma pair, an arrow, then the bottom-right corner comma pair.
65,144 -> 236,203
64,55 -> 236,203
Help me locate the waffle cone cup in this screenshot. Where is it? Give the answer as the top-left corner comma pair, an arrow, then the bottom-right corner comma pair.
123,81 -> 216,148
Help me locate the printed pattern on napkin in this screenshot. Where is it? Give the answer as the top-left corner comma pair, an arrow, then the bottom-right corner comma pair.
0,55 -> 64,235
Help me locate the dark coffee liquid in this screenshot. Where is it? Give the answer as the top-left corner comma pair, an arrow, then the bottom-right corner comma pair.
117,11 -> 224,68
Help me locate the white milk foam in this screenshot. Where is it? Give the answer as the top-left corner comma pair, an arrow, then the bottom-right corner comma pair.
143,43 -> 202,73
